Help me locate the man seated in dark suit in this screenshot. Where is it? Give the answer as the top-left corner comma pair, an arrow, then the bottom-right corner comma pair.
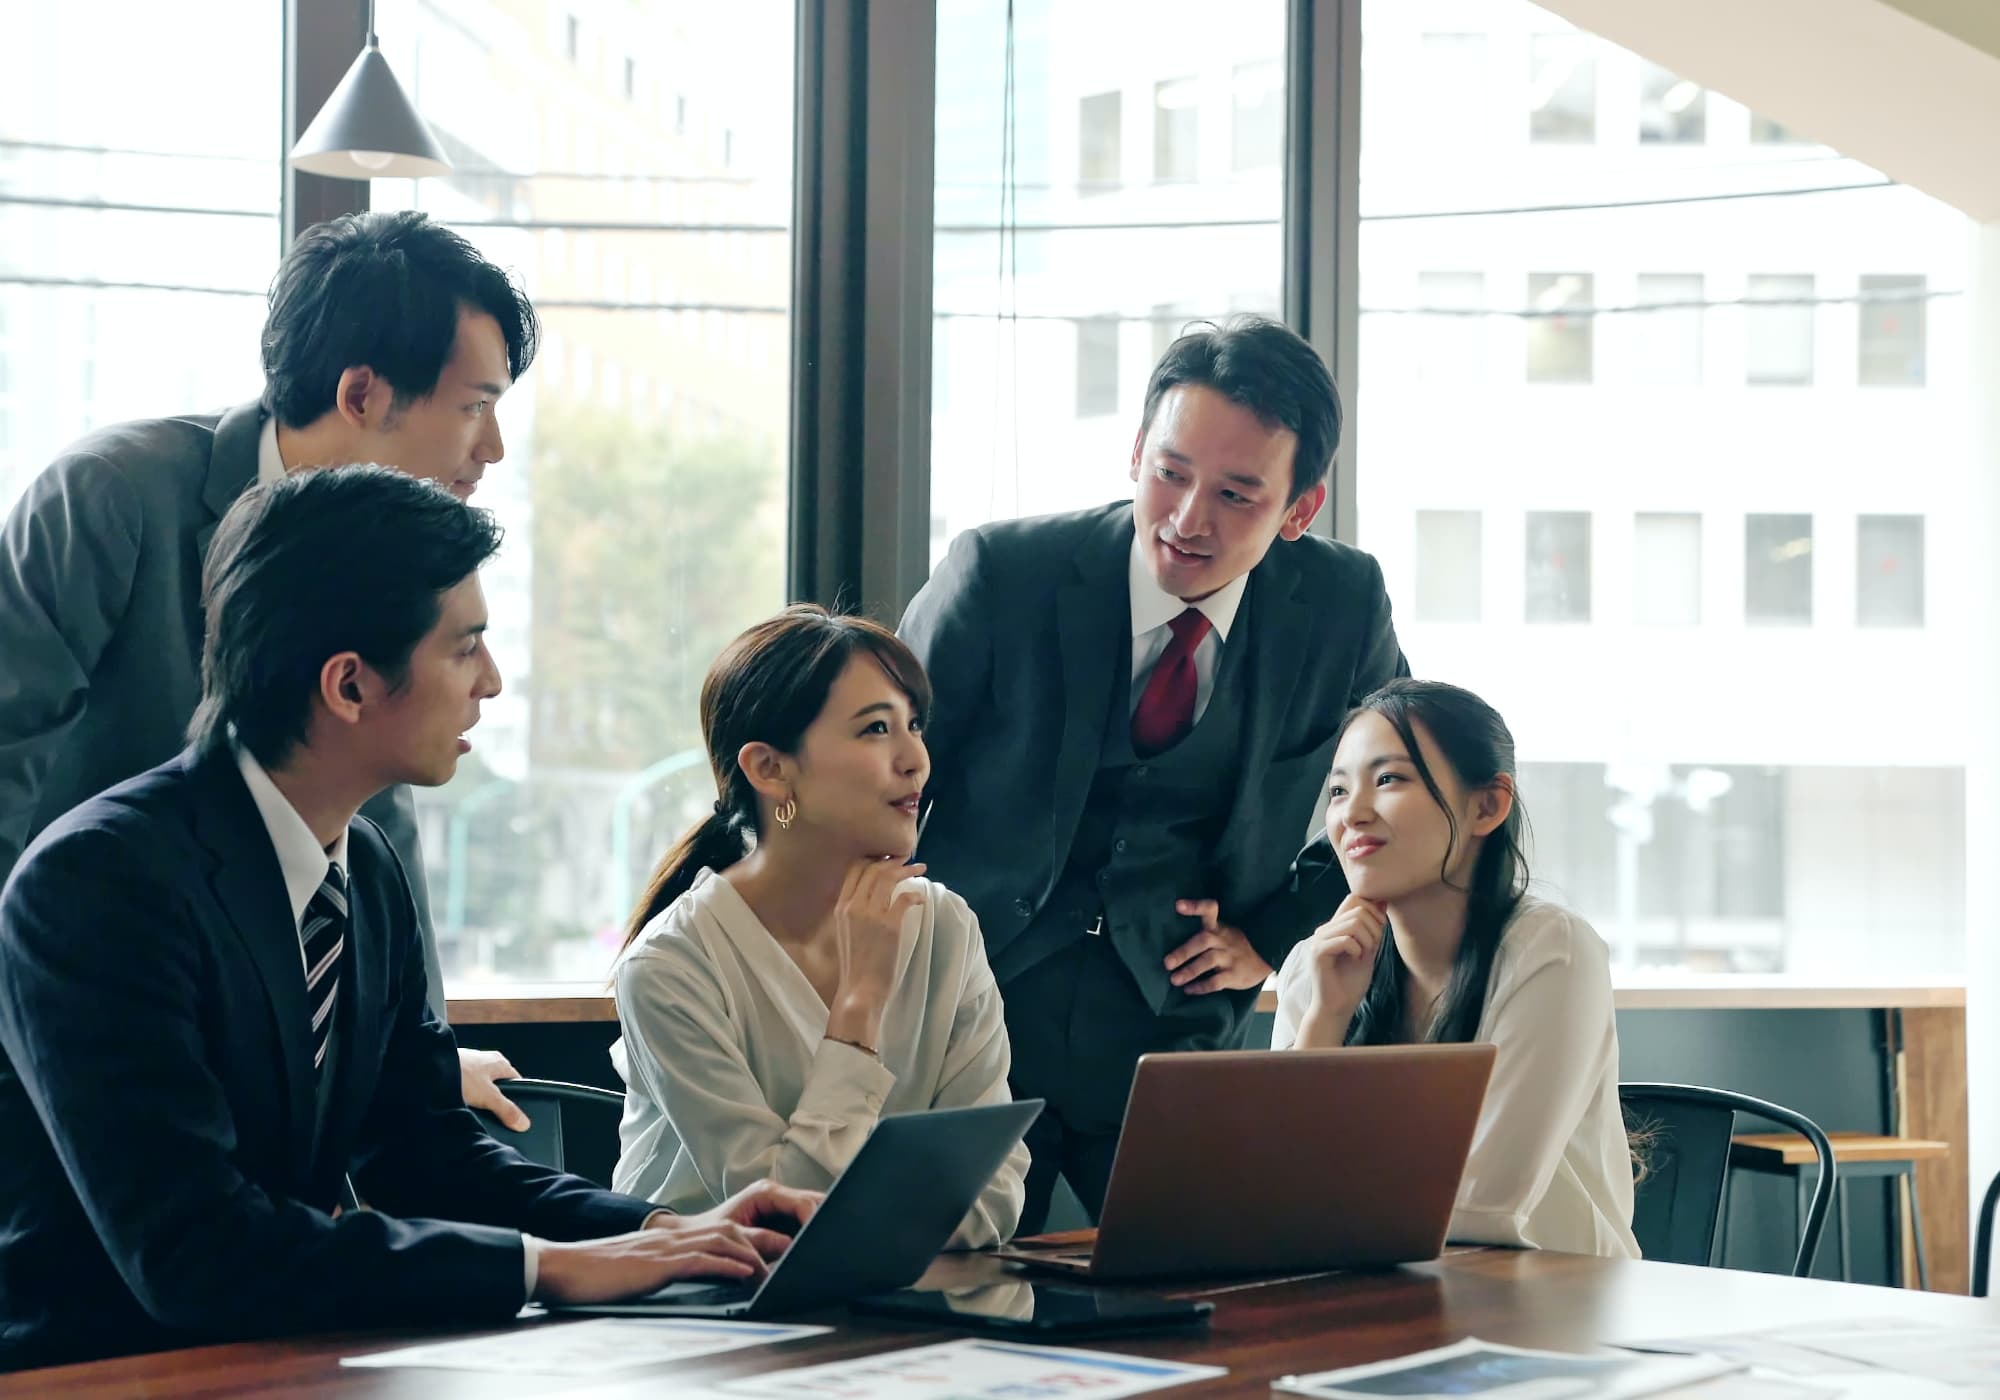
0,468 -> 817,1371
0,211 -> 541,1128
900,315 -> 1408,1233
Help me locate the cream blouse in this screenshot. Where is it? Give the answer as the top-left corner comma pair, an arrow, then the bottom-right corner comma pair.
1271,897 -> 1640,1259
609,867 -> 1028,1247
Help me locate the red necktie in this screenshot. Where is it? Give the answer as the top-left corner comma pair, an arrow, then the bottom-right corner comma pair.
1131,608 -> 1213,757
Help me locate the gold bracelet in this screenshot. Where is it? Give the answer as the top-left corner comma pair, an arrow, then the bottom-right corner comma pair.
825,1033 -> 880,1060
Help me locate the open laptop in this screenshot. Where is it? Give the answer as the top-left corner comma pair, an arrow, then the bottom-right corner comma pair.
552,1098 -> 1042,1318
996,1045 -> 1495,1280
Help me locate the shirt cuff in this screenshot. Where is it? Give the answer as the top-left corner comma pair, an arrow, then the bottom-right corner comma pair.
522,1232 -> 540,1301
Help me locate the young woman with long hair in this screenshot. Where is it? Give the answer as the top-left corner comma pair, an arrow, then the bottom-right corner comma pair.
1271,679 -> 1638,1258
607,605 -> 1026,1246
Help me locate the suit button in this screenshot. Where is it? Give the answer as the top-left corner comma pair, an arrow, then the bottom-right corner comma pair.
1135,765 -> 1150,779
1014,897 -> 1034,917
1114,839 -> 1129,854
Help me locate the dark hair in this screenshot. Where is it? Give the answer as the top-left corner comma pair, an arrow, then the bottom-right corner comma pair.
261,211 -> 538,429
188,466 -> 504,767
1343,679 -> 1531,1048
621,605 -> 933,951
1141,314 -> 1343,501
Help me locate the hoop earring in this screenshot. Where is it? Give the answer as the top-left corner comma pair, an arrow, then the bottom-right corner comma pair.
774,797 -> 797,831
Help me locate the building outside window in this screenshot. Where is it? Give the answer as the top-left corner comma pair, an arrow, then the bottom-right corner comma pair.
1745,513 -> 1813,624
1527,272 -> 1593,383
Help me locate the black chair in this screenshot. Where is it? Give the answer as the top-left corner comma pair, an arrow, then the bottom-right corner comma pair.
1974,1168 -> 2000,1297
471,1077 -> 628,1189
1620,1082 -> 1836,1277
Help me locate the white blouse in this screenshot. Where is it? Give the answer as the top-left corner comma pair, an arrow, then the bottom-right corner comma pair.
609,867 -> 1028,1248
1271,897 -> 1640,1259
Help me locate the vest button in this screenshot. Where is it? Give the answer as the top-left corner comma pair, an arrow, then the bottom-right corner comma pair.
1014,897 -> 1034,918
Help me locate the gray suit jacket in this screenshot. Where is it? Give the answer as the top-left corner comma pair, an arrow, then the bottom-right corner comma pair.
0,402 -> 447,1017
900,502 -> 1409,1010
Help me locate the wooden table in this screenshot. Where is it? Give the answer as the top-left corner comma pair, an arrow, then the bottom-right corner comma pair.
9,1248 -> 1999,1398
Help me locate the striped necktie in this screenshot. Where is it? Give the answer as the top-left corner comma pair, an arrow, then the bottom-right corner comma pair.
302,864 -> 347,1075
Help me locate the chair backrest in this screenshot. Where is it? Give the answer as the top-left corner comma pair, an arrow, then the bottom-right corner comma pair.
472,1078 -> 627,1188
1975,1168 -> 2000,1297
1619,1081 -> 1836,1278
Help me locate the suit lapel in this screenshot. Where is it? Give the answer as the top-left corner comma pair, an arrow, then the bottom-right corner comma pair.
1225,542 -> 1314,837
193,401 -> 266,565
1049,509 -> 1135,864
187,747 -> 317,1181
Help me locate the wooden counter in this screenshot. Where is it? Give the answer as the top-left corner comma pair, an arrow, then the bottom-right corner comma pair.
448,977 -> 1966,1025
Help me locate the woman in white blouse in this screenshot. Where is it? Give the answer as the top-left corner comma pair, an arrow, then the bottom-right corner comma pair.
609,605 -> 1027,1247
1270,679 -> 1638,1259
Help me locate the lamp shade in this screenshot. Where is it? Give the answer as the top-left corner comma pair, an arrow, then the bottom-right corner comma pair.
290,42 -> 451,179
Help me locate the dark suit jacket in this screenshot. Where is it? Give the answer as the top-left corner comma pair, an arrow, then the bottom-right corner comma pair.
0,746 -> 655,1370
900,502 -> 1408,1007
0,402 -> 446,1015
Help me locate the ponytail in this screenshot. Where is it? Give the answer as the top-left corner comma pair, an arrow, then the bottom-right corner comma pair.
620,804 -> 749,952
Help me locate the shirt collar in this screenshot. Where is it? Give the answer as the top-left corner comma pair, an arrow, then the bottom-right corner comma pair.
256,413 -> 284,487
1127,531 -> 1249,643
235,743 -> 349,926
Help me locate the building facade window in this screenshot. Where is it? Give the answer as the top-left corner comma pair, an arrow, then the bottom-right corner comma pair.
1633,273 -> 1704,386
1857,514 -> 1925,627
1638,63 -> 1705,144
1528,33 -> 1595,143
1075,319 -> 1120,417
1527,273 -> 1593,383
1079,90 -> 1122,193
1526,510 -> 1592,622
1231,60 -> 1283,172
1634,512 -> 1702,625
1415,509 -> 1483,622
1858,274 -> 1927,387
1153,77 -> 1199,182
1745,513 -> 1814,624
1745,274 -> 1816,385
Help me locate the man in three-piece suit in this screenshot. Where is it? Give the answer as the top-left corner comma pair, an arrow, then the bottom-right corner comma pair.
0,211 -> 536,1127
901,316 -> 1407,1231
0,468 -> 815,1370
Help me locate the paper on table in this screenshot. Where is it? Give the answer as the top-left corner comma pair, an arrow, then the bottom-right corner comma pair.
340,1317 -> 831,1376
716,1339 -> 1225,1399
1769,1317 -> 2000,1389
1276,1337 -> 1739,1399
1627,1316 -> 2000,1388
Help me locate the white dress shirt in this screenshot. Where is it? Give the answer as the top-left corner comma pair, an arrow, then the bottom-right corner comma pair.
610,868 -> 1029,1247
257,413 -> 284,485
234,748 -> 541,1299
1271,898 -> 1641,1259
1127,532 -> 1248,724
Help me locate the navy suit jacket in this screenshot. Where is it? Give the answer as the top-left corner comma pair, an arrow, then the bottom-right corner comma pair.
0,746 -> 655,1370
899,502 -> 1409,1017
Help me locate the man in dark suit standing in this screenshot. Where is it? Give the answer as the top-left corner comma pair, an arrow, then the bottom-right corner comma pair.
0,468 -> 816,1370
0,211 -> 533,1127
901,317 -> 1407,1232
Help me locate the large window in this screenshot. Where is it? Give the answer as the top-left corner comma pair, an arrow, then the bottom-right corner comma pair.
1358,0 -> 1970,976
931,0 -> 1288,562
371,0 -> 794,985
0,4 -> 278,510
